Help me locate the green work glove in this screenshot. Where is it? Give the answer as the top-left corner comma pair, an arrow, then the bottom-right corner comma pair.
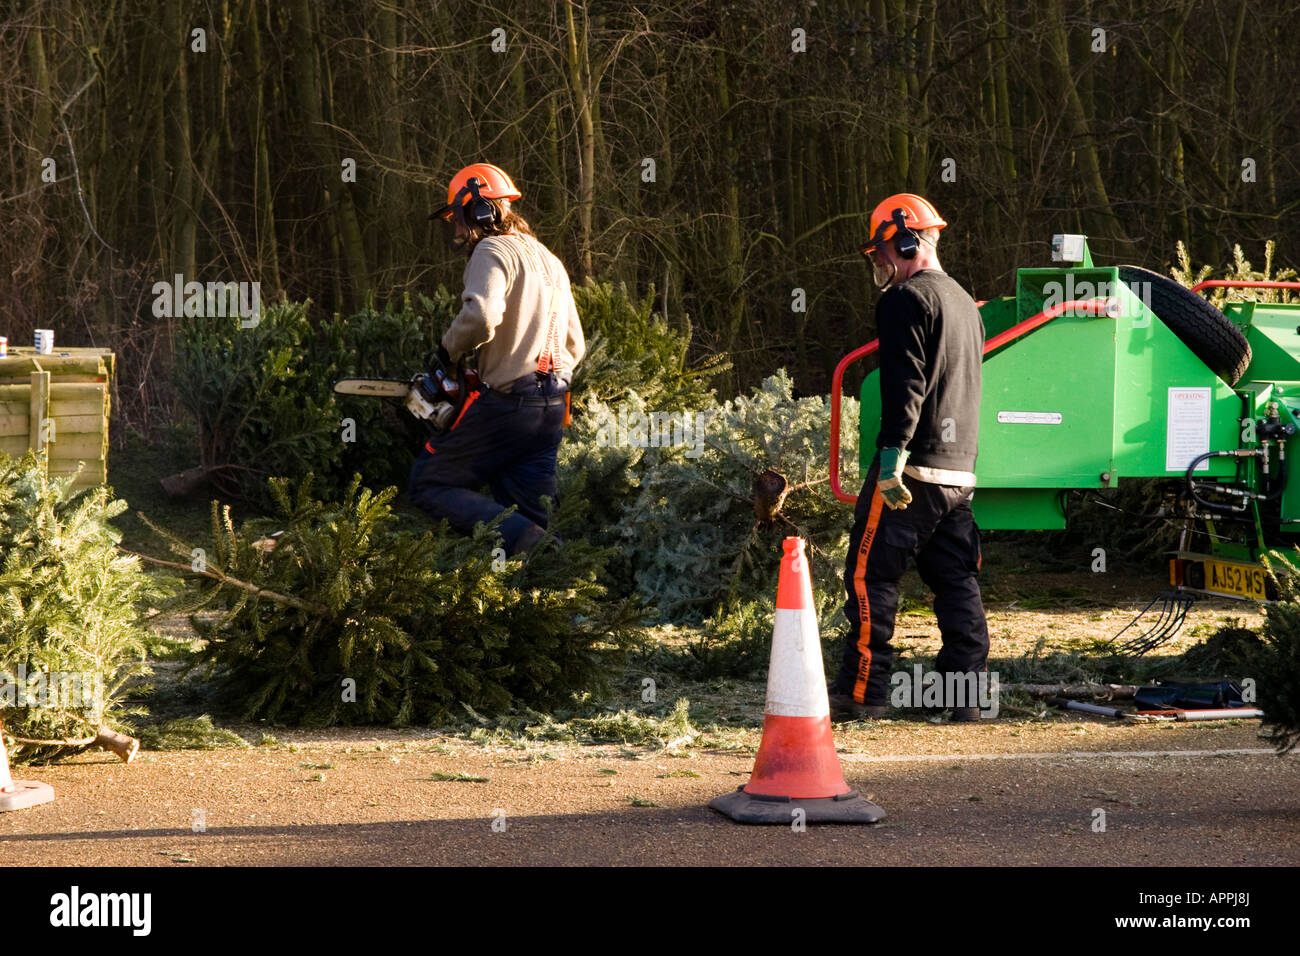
878,447 -> 912,510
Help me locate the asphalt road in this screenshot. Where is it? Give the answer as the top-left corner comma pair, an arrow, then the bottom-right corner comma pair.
4,721 -> 1297,866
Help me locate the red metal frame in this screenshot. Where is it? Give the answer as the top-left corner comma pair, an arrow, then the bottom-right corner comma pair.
1190,280 -> 1300,295
830,299 -> 1117,504
829,341 -> 880,503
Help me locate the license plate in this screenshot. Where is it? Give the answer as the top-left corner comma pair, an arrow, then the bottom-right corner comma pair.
1203,559 -> 1267,600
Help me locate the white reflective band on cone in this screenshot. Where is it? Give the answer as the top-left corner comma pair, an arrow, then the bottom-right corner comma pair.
765,607 -> 830,717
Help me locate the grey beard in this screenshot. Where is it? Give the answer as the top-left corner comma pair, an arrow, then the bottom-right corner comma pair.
872,260 -> 897,289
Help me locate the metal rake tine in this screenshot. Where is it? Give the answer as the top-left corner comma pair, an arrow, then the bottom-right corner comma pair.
1121,628 -> 1161,657
1110,593 -> 1162,650
1137,596 -> 1180,652
1123,629 -> 1163,656
1159,592 -> 1194,641
1147,594 -> 1179,636
1138,606 -> 1176,653
1110,591 -> 1193,657
1116,591 -> 1194,657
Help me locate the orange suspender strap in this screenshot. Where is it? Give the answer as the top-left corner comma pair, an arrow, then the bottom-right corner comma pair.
513,235 -> 562,374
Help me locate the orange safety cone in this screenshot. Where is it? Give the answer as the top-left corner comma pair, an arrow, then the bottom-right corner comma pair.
0,717 -> 55,813
710,537 -> 885,824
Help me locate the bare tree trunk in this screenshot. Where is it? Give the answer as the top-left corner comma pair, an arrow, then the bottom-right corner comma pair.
1223,1 -> 1247,208
25,23 -> 51,194
714,44 -> 745,351
564,0 -> 595,277
906,0 -> 937,190
992,0 -> 1015,182
290,0 -> 367,306
544,93 -> 564,234
884,0 -> 910,184
164,0 -> 196,285
1046,0 -> 1122,241
322,40 -> 369,303
248,0 -> 281,292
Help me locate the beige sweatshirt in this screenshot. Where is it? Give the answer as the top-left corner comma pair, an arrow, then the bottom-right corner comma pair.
441,233 -> 586,390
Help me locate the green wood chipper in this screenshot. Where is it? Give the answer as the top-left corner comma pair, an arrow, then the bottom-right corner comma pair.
830,235 -> 1300,652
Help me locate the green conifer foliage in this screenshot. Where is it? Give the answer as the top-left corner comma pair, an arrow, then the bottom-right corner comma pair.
1256,601 -> 1300,753
171,284 -> 721,512
1171,239 -> 1300,307
171,292 -> 460,506
323,291 -> 461,490
568,278 -> 729,409
0,453 -> 164,762
1247,549 -> 1300,752
558,280 -> 730,592
618,370 -> 858,622
171,301 -> 345,504
148,475 -> 641,726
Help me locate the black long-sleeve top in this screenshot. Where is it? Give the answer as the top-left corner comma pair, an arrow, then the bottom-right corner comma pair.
875,269 -> 983,474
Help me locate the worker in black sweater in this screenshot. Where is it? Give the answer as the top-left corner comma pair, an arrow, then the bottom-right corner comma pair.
827,194 -> 991,721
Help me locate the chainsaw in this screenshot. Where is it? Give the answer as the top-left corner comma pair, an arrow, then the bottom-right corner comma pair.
333,354 -> 480,435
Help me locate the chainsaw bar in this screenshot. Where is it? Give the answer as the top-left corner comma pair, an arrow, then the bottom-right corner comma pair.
333,378 -> 411,398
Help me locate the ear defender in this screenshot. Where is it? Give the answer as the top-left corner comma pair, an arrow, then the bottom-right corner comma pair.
464,177 -> 499,230
890,208 -> 920,260
862,207 -> 921,261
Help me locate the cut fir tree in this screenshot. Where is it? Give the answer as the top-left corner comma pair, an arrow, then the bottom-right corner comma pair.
0,452 -> 166,764
140,474 -> 643,726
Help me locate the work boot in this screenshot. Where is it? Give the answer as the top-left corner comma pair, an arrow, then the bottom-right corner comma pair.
507,524 -> 565,557
828,687 -> 888,721
508,524 -> 547,556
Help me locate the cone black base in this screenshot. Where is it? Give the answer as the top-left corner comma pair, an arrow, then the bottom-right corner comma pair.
709,786 -> 886,825
0,781 -> 54,813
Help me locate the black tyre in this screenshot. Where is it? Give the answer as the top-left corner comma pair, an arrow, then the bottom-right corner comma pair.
1117,265 -> 1252,386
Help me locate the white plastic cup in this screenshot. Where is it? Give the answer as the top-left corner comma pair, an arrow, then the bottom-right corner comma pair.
34,329 -> 54,354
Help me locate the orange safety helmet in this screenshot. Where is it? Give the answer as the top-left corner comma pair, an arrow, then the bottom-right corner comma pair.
861,193 -> 947,259
430,162 -> 522,221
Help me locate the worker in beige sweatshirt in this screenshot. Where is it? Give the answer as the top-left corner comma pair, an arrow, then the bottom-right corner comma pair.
409,163 -> 585,555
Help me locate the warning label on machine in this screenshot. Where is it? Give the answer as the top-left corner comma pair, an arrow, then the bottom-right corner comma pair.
1167,387 -> 1211,472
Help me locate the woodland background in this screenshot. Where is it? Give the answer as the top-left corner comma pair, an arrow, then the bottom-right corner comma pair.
2,0 -> 1298,439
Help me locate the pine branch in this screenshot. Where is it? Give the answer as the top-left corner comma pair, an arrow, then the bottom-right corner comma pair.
125,550 -> 327,614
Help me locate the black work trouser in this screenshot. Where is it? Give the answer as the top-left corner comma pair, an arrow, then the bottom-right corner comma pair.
832,456 -> 990,705
407,371 -> 567,554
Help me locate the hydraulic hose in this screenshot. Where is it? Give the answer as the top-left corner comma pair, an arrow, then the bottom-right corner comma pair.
1261,444 -> 1288,502
1184,446 -> 1287,513
1185,449 -> 1253,513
